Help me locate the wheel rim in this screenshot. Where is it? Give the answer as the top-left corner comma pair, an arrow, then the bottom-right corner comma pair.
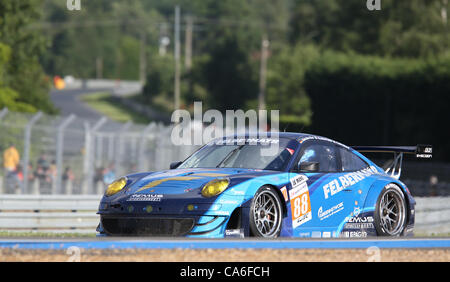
379,190 -> 405,235
252,191 -> 280,237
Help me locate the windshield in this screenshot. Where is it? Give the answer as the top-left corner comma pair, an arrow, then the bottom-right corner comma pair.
178,138 -> 296,171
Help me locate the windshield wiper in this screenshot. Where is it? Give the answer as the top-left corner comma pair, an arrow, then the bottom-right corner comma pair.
216,145 -> 245,168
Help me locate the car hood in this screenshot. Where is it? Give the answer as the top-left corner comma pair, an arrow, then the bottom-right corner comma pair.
124,167 -> 278,196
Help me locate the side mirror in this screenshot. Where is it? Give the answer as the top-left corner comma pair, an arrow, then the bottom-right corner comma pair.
170,161 -> 182,169
299,161 -> 319,172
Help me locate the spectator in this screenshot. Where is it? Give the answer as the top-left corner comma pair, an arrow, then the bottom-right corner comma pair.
103,163 -> 116,185
34,162 -> 51,194
63,166 -> 75,194
63,166 -> 75,182
3,143 -> 20,173
37,154 -> 50,171
3,143 -> 20,194
48,160 -> 57,192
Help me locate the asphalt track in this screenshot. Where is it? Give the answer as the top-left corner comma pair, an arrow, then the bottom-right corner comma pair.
50,88 -> 108,120
0,237 -> 449,249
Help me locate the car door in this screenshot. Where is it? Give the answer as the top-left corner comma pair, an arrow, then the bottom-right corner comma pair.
335,146 -> 378,219
288,140 -> 356,236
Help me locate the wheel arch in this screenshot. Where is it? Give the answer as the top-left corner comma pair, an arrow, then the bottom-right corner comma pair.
363,179 -> 412,234
265,184 -> 288,217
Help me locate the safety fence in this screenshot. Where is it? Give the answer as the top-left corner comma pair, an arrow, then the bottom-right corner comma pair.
1,108 -> 449,197
0,108 -> 200,196
0,195 -> 447,235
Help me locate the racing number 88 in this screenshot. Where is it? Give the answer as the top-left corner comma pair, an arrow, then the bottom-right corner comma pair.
293,193 -> 309,218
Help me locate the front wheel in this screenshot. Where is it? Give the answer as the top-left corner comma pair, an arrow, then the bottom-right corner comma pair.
249,186 -> 283,238
374,184 -> 407,236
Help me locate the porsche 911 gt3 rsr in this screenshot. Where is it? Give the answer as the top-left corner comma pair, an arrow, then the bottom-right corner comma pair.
96,133 -> 432,238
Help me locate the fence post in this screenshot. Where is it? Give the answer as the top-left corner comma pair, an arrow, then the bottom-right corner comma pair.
0,107 -> 8,120
23,111 -> 43,194
86,117 -> 107,194
0,108 -> 8,194
115,121 -> 132,176
138,122 -> 156,171
55,114 -> 76,194
82,121 -> 91,194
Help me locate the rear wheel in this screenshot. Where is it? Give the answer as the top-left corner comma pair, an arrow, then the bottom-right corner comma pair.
374,184 -> 407,236
249,186 -> 283,238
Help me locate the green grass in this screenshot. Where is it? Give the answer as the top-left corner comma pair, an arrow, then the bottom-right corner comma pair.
0,231 -> 96,238
80,92 -> 152,124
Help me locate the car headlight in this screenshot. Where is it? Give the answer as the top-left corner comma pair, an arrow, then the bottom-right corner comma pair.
201,178 -> 230,198
105,177 -> 128,196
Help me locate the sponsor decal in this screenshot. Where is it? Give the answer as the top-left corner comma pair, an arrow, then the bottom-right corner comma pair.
230,190 -> 245,195
280,186 -> 288,202
215,210 -> 231,216
127,194 -> 163,202
343,215 -> 375,230
347,216 -> 374,223
340,231 -> 368,238
298,136 -> 350,149
213,138 -> 279,146
286,148 -> 295,155
323,166 -> 378,199
217,199 -> 239,205
318,202 -> 344,221
289,175 -> 312,228
137,172 -> 230,193
322,232 -> 331,238
311,231 -> 321,238
353,206 -> 361,217
225,229 -> 244,238
290,175 -> 308,189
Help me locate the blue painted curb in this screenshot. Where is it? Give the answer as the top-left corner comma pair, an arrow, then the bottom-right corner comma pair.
0,238 -> 449,249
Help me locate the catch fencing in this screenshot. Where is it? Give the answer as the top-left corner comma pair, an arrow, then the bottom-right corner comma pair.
0,108 -> 449,197
0,108 -> 200,196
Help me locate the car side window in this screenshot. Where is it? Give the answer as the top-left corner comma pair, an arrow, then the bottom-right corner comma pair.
339,147 -> 369,171
298,143 -> 338,172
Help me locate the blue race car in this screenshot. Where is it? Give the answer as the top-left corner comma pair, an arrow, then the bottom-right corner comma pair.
96,133 -> 432,238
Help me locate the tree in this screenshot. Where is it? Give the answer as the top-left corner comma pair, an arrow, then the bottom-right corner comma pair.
289,0 -> 449,58
0,0 -> 54,113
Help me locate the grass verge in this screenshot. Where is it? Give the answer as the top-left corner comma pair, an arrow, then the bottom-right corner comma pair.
80,92 -> 151,124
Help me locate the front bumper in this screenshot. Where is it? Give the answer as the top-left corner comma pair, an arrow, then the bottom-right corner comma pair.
98,214 -> 230,237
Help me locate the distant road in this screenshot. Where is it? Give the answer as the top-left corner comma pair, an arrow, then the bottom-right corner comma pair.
50,88 -> 107,120
49,79 -> 143,120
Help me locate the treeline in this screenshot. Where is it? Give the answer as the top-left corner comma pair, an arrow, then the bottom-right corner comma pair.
1,0 -> 450,159
0,0 -> 55,114
304,52 -> 450,160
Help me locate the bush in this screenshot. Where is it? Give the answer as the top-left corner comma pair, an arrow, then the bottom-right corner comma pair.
304,51 -> 450,161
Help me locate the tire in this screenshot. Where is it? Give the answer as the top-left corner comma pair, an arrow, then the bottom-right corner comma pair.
249,186 -> 283,238
374,184 -> 407,236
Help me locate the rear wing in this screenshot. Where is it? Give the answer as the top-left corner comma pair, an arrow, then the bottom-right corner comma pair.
351,144 -> 432,179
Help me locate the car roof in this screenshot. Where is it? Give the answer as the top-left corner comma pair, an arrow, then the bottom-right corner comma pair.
227,132 -> 317,140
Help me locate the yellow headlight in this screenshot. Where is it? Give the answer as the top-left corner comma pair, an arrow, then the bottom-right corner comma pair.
201,178 -> 230,198
105,177 -> 127,196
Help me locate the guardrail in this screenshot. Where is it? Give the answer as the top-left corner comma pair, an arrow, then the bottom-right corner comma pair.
0,195 -> 101,233
414,197 -> 450,235
0,196 -> 448,235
